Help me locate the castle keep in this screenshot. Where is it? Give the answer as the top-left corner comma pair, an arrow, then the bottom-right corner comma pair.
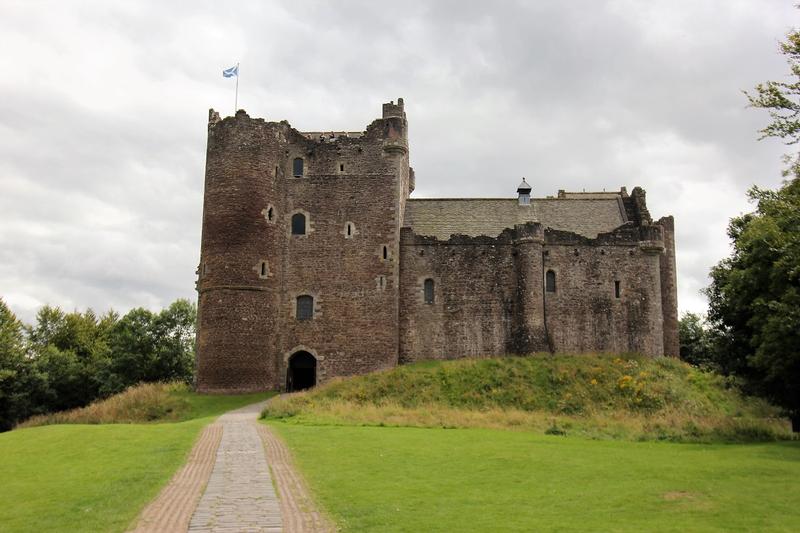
196,99 -> 678,393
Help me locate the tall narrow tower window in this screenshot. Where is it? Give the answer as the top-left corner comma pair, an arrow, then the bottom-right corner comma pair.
614,280 -> 621,299
424,278 -> 435,304
291,213 -> 306,235
382,245 -> 389,260
296,295 -> 314,320
545,270 -> 557,293
260,262 -> 267,276
293,157 -> 304,177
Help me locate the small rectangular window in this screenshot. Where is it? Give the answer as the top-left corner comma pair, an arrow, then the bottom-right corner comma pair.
293,158 -> 304,177
297,295 -> 314,320
615,280 -> 621,299
424,278 -> 434,304
545,270 -> 556,293
340,163 -> 345,172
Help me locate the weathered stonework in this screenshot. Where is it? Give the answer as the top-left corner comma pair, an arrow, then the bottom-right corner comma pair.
196,99 -> 679,393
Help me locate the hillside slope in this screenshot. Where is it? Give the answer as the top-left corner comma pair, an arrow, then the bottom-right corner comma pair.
264,355 -> 793,441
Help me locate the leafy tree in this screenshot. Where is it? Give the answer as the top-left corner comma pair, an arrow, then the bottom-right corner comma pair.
28,306 -> 116,412
707,179 -> 800,431
677,313 -> 716,368
102,299 -> 196,395
707,21 -> 800,431
0,299 -> 46,430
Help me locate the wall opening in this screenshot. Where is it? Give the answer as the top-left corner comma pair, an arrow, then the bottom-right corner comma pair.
345,222 -> 354,238
614,280 -> 621,298
293,157 -> 304,177
260,261 -> 268,276
267,207 -> 274,221
546,270 -> 556,293
382,245 -> 388,260
286,351 -> 316,392
291,213 -> 306,235
424,278 -> 434,304
340,163 -> 345,172
296,295 -> 314,320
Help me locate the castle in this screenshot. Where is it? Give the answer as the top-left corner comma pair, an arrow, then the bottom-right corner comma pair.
195,99 -> 678,393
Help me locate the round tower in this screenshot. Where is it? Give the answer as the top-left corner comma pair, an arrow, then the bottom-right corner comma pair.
196,109 -> 285,392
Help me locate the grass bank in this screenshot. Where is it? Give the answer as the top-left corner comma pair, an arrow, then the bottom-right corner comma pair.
264,355 -> 793,441
270,422 -> 800,532
18,382 -> 268,427
1,386 -> 273,533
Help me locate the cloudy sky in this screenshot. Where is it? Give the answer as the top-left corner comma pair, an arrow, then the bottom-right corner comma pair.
0,0 -> 795,323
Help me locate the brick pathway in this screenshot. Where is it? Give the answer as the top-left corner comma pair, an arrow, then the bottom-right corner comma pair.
129,399 -> 332,533
188,401 -> 282,533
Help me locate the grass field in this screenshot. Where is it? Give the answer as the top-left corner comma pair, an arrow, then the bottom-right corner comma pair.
0,389 -> 271,533
270,422 -> 800,532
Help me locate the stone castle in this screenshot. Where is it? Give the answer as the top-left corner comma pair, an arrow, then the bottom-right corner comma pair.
195,99 -> 678,393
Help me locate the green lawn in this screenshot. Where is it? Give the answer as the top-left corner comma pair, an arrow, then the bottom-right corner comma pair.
270,422 -> 800,532
0,391 -> 272,533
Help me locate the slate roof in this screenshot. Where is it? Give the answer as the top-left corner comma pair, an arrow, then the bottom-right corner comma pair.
403,197 -> 627,240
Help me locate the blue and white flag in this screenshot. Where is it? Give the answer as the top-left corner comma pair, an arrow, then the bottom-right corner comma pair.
223,64 -> 239,78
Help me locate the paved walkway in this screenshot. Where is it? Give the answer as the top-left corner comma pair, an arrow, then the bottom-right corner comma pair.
188,401 -> 281,532
130,399 -> 333,533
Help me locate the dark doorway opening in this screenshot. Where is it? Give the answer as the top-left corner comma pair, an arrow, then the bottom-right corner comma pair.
286,351 -> 316,392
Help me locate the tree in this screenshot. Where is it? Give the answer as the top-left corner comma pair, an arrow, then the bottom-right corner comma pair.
706,23 -> 800,431
0,299 -> 46,430
102,299 -> 196,395
745,25 -> 800,177
27,306 -> 116,412
677,313 -> 716,368
707,180 -> 800,431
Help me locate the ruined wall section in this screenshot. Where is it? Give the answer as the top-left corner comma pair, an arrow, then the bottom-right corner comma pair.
278,105 -> 407,382
542,225 -> 665,357
399,230 -> 520,363
196,110 -> 287,392
399,223 -> 668,362
657,216 -> 679,356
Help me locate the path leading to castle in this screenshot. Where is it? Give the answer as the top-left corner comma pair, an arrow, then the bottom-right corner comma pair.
130,399 -> 332,533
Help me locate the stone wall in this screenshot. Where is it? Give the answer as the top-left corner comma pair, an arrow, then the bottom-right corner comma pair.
399,223 -> 668,362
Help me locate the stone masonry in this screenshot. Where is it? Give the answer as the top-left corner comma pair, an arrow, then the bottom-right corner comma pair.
195,99 -> 679,392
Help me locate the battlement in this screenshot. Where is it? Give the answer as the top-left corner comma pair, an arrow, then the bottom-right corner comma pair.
300,131 -> 365,141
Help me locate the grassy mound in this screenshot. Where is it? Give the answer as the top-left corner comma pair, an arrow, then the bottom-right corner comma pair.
263,355 -> 793,441
18,382 -> 272,428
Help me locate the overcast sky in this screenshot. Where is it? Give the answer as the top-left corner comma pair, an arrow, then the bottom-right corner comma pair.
0,0 -> 796,324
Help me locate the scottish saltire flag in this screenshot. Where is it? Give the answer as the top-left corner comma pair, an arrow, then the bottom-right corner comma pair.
223,64 -> 239,78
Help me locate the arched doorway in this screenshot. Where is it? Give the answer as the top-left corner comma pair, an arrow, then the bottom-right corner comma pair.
286,351 -> 316,392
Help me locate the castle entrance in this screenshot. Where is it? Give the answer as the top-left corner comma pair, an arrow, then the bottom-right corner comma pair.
286,351 -> 316,392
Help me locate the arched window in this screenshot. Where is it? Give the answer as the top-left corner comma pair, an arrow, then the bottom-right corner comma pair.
545,270 -> 556,293
293,157 -> 304,177
296,295 -> 314,320
291,213 -> 306,235
424,278 -> 435,304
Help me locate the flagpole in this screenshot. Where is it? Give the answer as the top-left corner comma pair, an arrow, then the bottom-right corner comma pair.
234,62 -> 239,114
